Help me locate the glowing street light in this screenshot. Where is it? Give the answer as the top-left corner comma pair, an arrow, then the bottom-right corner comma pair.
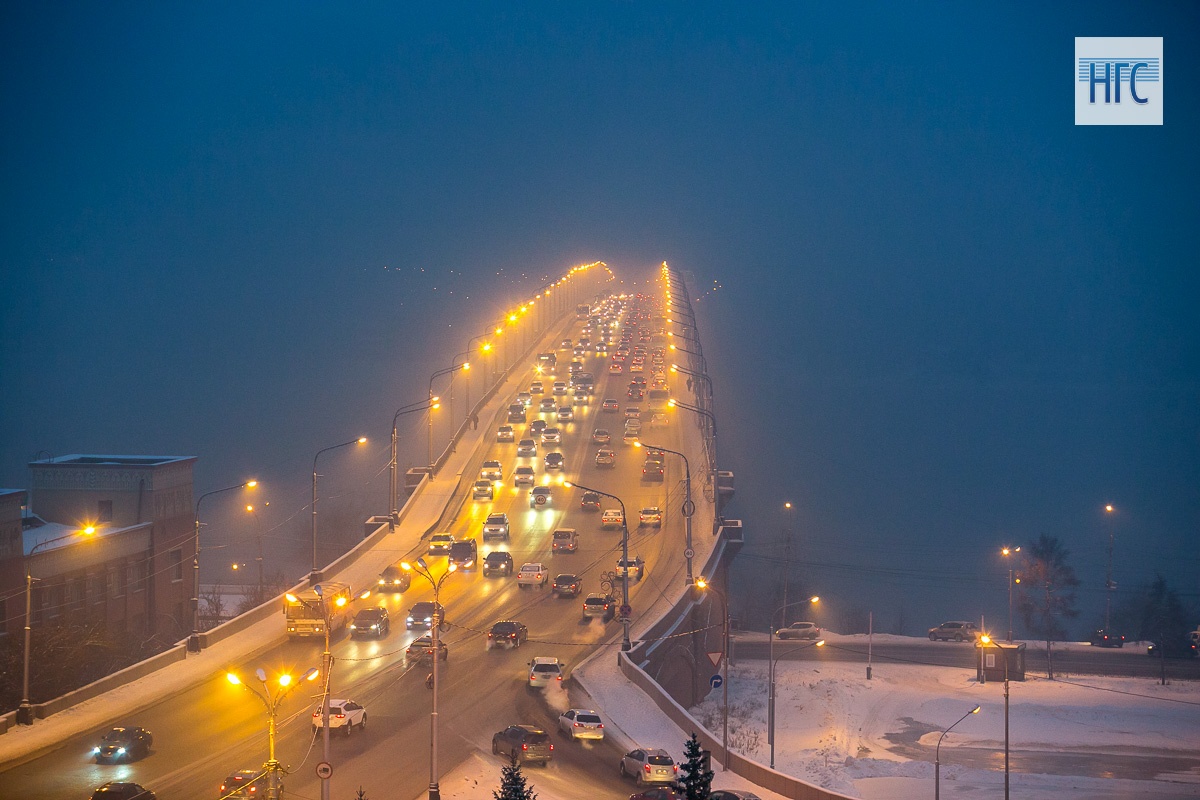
935,705 -> 982,800
311,439 -> 365,579
226,666 -> 319,799
191,479 -> 258,652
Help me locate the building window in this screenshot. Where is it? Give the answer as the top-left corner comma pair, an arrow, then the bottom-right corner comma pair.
113,564 -> 127,598
48,584 -> 65,619
97,499 -> 113,523
169,549 -> 183,582
89,572 -> 105,604
69,577 -> 86,611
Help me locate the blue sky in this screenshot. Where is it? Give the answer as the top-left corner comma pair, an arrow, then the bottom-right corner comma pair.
2,3 -> 1196,634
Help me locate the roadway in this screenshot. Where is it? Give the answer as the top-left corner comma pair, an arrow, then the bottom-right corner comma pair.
4,293 -> 702,800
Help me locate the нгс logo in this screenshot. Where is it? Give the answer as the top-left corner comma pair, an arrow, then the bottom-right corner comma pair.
1075,37 -> 1163,125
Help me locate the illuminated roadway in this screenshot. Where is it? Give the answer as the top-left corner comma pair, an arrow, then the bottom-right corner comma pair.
4,294 -> 700,800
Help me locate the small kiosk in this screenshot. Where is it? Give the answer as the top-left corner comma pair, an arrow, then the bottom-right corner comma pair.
977,641 -> 1026,682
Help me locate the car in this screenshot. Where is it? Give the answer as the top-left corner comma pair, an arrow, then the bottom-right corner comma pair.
620,748 -> 679,785
89,783 -> 157,800
492,724 -> 554,766
517,562 -> 549,588
517,391 -> 533,407
529,486 -> 552,508
544,452 -> 565,470
472,479 -> 495,500
220,770 -> 265,799
92,727 -> 153,763
528,656 -> 564,688
530,380 -> 544,394
1147,636 -> 1199,658
609,362 -> 624,373
552,380 -> 568,395
428,533 -> 455,555
602,398 -> 620,412
928,621 -> 981,642
622,429 -> 640,445
486,620 -> 529,649
517,438 -> 538,457
480,460 -> 503,480
615,556 -> 645,580
406,601 -> 445,629
449,539 -> 478,569
1089,629 -> 1125,648
625,405 -> 641,418
483,512 -> 511,541
573,387 -> 589,405
627,387 -> 644,400
312,699 -> 367,735
539,398 -> 557,412
569,360 -> 584,374
557,406 -> 574,422
552,573 -> 582,597
649,412 -> 668,427
573,344 -> 586,356
776,621 -> 820,640
350,607 -> 390,638
594,449 -> 616,468
592,429 -> 612,444
630,362 -> 644,374
378,565 -> 412,593
406,635 -> 448,663
528,417 -> 548,435
542,427 -> 561,443
513,465 -> 536,486
497,425 -> 515,443
483,551 -> 515,577
558,708 -> 605,741
642,460 -> 664,481
580,490 -> 602,509
507,402 -> 527,423
708,792 -> 763,800
601,509 -> 625,529
639,507 -> 663,527
552,528 -> 579,552
560,338 -> 572,348
582,593 -> 615,621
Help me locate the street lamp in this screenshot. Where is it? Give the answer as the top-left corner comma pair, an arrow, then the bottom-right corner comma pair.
667,398 -> 718,494
428,363 -> 468,469
767,595 -> 820,768
696,578 -> 729,772
669,363 -> 713,400
18,526 -> 97,725
564,481 -> 632,652
634,441 -> 694,585
244,504 -> 266,604
1000,546 -> 1021,642
935,705 -> 981,800
192,480 -> 258,652
979,635 -> 1011,800
402,558 -> 458,800
226,666 -> 319,800
391,399 -> 437,526
769,638 -> 825,769
1104,503 -> 1116,631
311,439 -> 366,580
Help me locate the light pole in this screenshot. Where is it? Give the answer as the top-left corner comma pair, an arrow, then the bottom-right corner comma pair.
767,595 -> 820,768
669,363 -> 713,400
192,480 -> 257,651
668,398 -> 718,498
635,441 -> 694,585
245,504 -> 266,604
935,705 -> 981,800
391,400 -> 437,527
1001,545 -> 1021,642
18,526 -> 97,725
769,638 -> 825,769
428,363 -> 467,469
1104,503 -> 1116,630
226,666 -> 319,800
311,438 -> 366,580
565,481 -> 632,652
402,558 -> 458,800
694,576 -> 729,770
979,635 -> 1010,800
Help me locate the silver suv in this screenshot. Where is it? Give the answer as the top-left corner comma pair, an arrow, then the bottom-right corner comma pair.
928,621 -> 980,642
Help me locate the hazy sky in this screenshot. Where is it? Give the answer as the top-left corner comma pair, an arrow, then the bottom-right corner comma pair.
2,3 -> 1196,634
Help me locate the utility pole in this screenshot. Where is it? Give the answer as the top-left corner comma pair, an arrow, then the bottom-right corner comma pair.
1104,504 -> 1116,630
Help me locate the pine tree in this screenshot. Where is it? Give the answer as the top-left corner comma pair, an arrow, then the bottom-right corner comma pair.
494,753 -> 538,800
678,732 -> 713,800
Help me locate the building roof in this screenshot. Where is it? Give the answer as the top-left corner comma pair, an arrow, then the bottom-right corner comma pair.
23,520 -> 146,556
29,455 -> 195,467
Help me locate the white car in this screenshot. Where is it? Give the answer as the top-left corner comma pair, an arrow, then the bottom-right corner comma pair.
542,427 -> 562,443
552,381 -> 568,395
482,512 -> 510,541
619,748 -> 678,785
517,439 -> 538,457
312,699 -> 367,735
601,510 -> 624,529
497,425 -> 515,442
559,708 -> 605,741
529,486 -> 552,508
557,406 -> 574,422
517,562 -> 549,588
592,429 -> 612,444
615,556 -> 645,580
513,466 -> 536,486
639,507 -> 663,527
528,656 -> 563,688
480,460 -> 503,480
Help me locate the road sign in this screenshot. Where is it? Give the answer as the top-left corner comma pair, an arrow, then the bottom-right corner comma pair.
316,761 -> 333,779
682,499 -> 696,517
684,547 -> 695,560
709,674 -> 723,689
535,494 -> 547,505
620,604 -> 632,619
707,651 -> 723,668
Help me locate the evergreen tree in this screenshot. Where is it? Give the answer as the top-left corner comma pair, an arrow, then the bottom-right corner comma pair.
494,753 -> 537,800
1015,533 -> 1080,678
678,732 -> 713,800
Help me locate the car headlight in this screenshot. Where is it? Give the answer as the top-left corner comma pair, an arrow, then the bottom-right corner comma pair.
117,747 -> 126,755
91,747 -> 100,754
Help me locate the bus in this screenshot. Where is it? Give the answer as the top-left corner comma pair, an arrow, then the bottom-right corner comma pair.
575,303 -> 591,320
284,582 -> 353,639
537,352 -> 557,373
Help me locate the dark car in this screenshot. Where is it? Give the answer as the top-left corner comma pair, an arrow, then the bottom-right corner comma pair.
709,791 -> 763,800
350,607 -> 389,638
632,790 -> 682,800
492,724 -> 554,766
406,601 -> 445,629
483,551 -> 514,577
1147,635 -> 1199,659
90,783 -> 156,800
1089,629 -> 1125,648
580,491 -> 601,510
377,565 -> 412,593
92,727 -> 153,763
449,539 -> 479,570
486,620 -> 529,650
220,769 -> 267,798
552,574 -> 582,598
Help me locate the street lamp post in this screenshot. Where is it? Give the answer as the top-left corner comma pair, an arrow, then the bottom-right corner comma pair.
428,363 -> 467,469
391,400 -> 436,527
980,635 -> 1011,800
767,596 -> 820,768
769,639 -> 825,769
402,558 -> 458,800
668,399 -> 718,502
226,666 -> 319,800
669,363 -> 713,401
18,527 -> 97,725
635,441 -> 694,585
565,481 -> 632,652
192,480 -> 257,652
311,439 -> 366,580
694,577 -> 729,770
1104,503 -> 1116,630
1001,546 -> 1021,642
935,705 -> 982,800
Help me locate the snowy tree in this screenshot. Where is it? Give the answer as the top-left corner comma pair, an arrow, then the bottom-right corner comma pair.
678,732 -> 713,800
1016,534 -> 1079,678
494,753 -> 537,800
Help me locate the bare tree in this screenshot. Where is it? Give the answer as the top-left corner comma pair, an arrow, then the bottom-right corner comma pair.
1016,534 -> 1079,678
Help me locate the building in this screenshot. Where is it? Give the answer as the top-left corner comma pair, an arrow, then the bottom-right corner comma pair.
0,456 -> 196,644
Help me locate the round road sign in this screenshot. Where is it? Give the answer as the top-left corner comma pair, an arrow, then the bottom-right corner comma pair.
535,495 -> 547,506
316,761 -> 333,779
620,604 -> 632,618
709,674 -> 723,689
682,499 -> 696,517
684,547 -> 695,559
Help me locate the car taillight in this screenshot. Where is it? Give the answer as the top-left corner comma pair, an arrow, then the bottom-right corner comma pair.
556,675 -> 562,681
644,764 -> 652,772
598,723 -> 604,727
522,743 -> 529,750
673,764 -> 679,772
220,786 -> 227,793
549,743 -> 554,751
336,713 -> 345,718
248,787 -> 257,794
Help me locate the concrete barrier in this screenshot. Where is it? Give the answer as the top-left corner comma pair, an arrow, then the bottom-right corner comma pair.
33,644 -> 187,721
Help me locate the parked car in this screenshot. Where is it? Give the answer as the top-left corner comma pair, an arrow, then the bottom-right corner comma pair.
377,565 -> 412,593
220,770 -> 266,799
92,727 -> 153,763
406,635 -> 449,663
350,607 -> 390,639
928,621 -> 980,642
619,748 -> 679,786
517,562 -> 549,588
486,620 -> 528,650
406,601 -> 445,629
558,708 -> 605,741
528,656 -> 564,688
602,509 -> 625,529
552,528 -> 579,553
552,574 -> 583,597
582,593 -> 615,622
776,621 -> 820,640
1089,629 -> 1125,648
492,724 -> 554,766
483,551 -> 515,577
89,783 -> 156,800
483,512 -> 510,541
311,699 -> 367,735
